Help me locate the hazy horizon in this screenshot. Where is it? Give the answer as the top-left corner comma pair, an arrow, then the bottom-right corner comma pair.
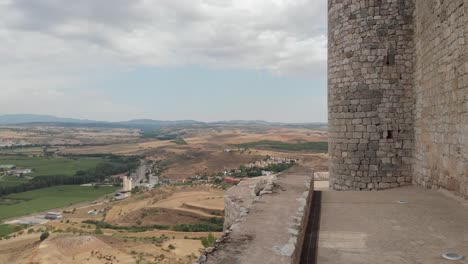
0,0 -> 328,123
0,113 -> 328,124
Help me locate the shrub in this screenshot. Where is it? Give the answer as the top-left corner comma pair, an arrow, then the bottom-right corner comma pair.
40,232 -> 49,241
201,233 -> 216,248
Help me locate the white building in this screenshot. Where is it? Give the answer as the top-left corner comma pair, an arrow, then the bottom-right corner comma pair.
7,169 -> 33,176
45,212 -> 63,220
123,176 -> 133,192
0,164 -> 16,170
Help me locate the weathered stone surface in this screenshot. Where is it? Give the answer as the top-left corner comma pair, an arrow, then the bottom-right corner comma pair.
223,175 -> 276,230
328,0 -> 415,191
329,0 -> 467,198
412,0 -> 468,198
205,167 -> 314,264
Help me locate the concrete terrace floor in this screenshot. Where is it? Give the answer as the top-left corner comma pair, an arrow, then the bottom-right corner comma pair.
316,183 -> 468,264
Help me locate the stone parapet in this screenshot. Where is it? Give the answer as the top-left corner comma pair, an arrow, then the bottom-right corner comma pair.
202,167 -> 314,264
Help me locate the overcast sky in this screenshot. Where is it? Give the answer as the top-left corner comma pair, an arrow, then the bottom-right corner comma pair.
0,0 -> 327,123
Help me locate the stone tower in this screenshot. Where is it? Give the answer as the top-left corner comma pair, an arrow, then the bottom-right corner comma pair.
328,0 -> 415,190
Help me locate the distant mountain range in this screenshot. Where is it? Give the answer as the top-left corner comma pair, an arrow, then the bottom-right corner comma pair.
0,114 -> 98,125
0,114 -> 327,129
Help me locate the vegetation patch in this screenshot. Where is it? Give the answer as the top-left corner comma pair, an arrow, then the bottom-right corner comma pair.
0,155 -> 106,178
82,220 -> 170,232
0,186 -> 118,221
234,140 -> 328,152
171,138 -> 188,145
201,233 -> 216,248
232,163 -> 294,178
0,224 -> 20,238
83,217 -> 224,233
172,218 -> 224,232
140,130 -> 178,140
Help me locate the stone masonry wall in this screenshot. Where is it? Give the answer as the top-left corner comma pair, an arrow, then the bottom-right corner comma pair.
204,168 -> 314,264
328,0 -> 415,190
413,0 -> 468,198
223,175 -> 276,230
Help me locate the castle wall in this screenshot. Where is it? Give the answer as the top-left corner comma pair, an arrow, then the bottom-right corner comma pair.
413,0 -> 468,198
328,0 -> 415,190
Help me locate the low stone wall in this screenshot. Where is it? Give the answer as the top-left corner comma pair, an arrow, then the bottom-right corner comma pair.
201,167 -> 314,264
314,171 -> 329,181
223,175 -> 276,230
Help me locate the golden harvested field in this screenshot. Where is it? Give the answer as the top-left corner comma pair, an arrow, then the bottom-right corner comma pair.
0,233 -> 204,264
153,190 -> 224,217
0,187 -> 226,264
162,239 -> 203,256
105,186 -> 224,226
0,126 -> 140,147
61,140 -> 174,155
184,128 -> 327,145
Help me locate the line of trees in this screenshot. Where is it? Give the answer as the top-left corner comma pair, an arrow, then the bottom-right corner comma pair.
82,217 -> 224,233
232,162 -> 294,178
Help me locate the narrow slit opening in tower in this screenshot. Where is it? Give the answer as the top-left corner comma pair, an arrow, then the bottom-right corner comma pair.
387,130 -> 394,139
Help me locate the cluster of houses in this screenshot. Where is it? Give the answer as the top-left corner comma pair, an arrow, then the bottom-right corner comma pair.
246,157 -> 297,169
173,157 -> 298,185
0,164 -> 33,177
223,148 -> 246,153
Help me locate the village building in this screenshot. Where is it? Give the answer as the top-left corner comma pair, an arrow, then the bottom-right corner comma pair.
45,211 -> 63,220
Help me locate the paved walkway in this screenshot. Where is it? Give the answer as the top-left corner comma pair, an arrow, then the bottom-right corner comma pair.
317,185 -> 468,264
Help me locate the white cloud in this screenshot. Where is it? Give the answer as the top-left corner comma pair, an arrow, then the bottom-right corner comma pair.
0,0 -> 327,120
1,0 -> 327,74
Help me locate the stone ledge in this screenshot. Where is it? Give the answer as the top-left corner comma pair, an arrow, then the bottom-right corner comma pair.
200,166 -> 314,264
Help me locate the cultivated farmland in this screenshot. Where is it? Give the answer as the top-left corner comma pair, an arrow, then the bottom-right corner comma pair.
0,156 -> 106,178
0,186 -> 118,221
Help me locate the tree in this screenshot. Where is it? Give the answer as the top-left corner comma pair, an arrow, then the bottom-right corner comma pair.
40,232 -> 49,241
94,228 -> 103,235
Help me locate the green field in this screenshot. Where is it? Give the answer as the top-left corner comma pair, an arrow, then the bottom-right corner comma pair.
234,140 -> 328,152
0,156 -> 106,177
0,185 -> 118,221
171,138 -> 188,145
0,156 -> 106,188
0,224 -> 18,237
